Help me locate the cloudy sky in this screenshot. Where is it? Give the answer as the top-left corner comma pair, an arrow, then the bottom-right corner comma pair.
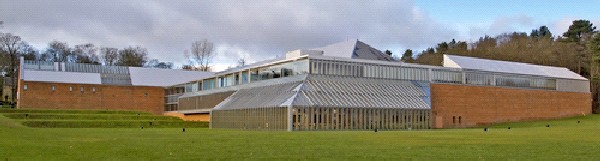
1,0 -> 599,71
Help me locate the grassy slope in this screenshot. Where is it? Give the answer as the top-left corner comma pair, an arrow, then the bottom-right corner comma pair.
0,109 -> 208,128
1,115 -> 600,160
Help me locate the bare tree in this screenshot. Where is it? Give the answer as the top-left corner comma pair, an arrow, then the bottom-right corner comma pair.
46,40 -> 70,62
117,46 -> 148,67
145,59 -> 173,69
73,43 -> 99,64
0,32 -> 24,104
100,47 -> 119,66
188,39 -> 214,71
18,42 -> 37,60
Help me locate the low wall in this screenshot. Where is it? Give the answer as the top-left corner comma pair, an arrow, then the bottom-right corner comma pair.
163,112 -> 210,122
17,81 -> 165,114
430,84 -> 591,128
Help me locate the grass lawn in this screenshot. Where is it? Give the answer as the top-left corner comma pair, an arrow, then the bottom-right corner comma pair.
1,114 -> 600,160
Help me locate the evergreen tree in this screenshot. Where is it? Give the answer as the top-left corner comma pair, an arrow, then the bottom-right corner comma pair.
563,20 -> 596,42
401,49 -> 414,63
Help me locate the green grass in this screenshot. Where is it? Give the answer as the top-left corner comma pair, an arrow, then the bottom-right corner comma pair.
0,109 -> 152,115
1,113 -> 600,159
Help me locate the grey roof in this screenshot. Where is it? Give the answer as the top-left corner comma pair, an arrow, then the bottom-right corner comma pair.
443,54 -> 586,80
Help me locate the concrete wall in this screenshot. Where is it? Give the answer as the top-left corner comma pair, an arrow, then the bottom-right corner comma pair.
556,79 -> 590,93
431,84 -> 591,128
17,81 -> 165,114
178,91 -> 234,111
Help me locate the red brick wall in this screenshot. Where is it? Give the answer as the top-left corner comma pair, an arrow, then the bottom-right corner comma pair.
431,84 -> 592,128
17,81 -> 165,114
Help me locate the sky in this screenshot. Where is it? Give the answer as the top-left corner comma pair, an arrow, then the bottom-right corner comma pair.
1,0 -> 599,71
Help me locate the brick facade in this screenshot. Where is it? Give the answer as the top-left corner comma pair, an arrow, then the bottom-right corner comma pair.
17,81 -> 165,114
430,84 -> 592,128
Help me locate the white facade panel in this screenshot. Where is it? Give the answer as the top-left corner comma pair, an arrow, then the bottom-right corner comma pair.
442,55 -> 461,68
556,79 -> 590,93
312,39 -> 357,58
23,70 -> 101,84
129,67 -> 214,87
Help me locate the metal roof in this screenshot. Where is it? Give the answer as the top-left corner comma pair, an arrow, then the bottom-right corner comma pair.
443,54 -> 587,80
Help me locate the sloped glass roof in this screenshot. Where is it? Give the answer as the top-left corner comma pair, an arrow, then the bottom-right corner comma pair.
213,75 -> 430,110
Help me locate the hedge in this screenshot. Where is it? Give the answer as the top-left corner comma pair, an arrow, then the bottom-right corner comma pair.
3,113 -> 181,121
21,120 -> 209,128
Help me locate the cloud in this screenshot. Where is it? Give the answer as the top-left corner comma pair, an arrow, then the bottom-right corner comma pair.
485,14 -> 533,35
459,14 -> 537,42
552,17 -> 600,37
0,0 -> 457,70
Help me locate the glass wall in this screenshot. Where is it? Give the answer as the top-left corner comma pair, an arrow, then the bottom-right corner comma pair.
180,58 -> 558,95
252,59 -> 310,82
309,59 -> 557,90
218,74 -> 235,88
241,72 -> 249,84
431,69 -> 462,84
203,79 -> 215,90
184,83 -> 193,93
311,59 -> 429,81
465,72 -> 494,85
164,85 -> 185,111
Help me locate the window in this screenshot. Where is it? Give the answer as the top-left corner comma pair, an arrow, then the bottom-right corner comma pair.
453,116 -> 456,124
69,86 -> 73,92
144,92 -> 148,97
51,85 -> 56,91
459,116 -> 462,124
80,86 -> 84,92
92,87 -> 96,93
23,84 -> 28,91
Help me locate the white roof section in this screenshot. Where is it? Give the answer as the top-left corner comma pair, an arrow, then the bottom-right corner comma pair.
312,39 -> 393,61
443,54 -> 587,80
23,71 -> 102,84
313,39 -> 358,58
129,67 -> 214,86
215,39 -> 395,75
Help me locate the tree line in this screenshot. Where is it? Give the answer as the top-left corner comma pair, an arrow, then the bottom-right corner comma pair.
0,21 -> 218,104
4,40 -> 173,68
401,19 -> 600,113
